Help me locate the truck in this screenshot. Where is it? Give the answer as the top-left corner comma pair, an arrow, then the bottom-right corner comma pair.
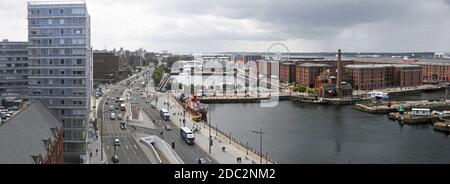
120,103 -> 126,111
160,108 -> 170,121
180,127 -> 195,145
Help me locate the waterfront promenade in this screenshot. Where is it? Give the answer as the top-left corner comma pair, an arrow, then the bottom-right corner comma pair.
157,92 -> 275,164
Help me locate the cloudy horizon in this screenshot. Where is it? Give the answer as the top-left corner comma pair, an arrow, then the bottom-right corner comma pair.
1,0 -> 450,53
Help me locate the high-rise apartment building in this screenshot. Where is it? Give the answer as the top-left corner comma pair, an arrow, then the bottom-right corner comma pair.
0,40 -> 29,96
27,1 -> 92,162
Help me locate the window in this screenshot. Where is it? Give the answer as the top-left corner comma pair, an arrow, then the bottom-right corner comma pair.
72,8 -> 85,14
48,9 -> 52,14
49,99 -> 53,105
77,59 -> 83,65
60,9 -> 64,14
60,19 -> 64,24
60,59 -> 65,65
61,29 -> 64,35
61,79 -> 65,85
61,109 -> 64,115
49,59 -> 53,65
48,19 -> 52,25
61,70 -> 65,75
61,100 -> 64,105
49,70 -> 53,74
49,89 -> 53,94
60,39 -> 64,45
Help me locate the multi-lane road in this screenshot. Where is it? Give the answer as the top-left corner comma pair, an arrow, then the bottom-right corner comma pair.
97,83 -> 151,164
97,67 -> 218,164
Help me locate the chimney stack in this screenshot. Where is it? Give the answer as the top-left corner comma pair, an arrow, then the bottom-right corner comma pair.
336,49 -> 342,98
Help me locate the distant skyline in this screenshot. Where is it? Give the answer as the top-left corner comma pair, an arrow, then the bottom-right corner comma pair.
2,0 -> 450,53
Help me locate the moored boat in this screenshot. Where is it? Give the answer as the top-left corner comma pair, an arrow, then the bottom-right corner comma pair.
433,121 -> 450,133
179,93 -> 208,121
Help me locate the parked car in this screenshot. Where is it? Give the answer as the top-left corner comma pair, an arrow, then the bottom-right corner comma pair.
110,113 -> 116,120
117,113 -> 123,120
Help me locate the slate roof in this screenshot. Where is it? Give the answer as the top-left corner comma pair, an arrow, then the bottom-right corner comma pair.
0,100 -> 62,164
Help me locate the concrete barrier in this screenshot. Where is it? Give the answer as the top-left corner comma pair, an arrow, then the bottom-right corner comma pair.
140,136 -> 184,164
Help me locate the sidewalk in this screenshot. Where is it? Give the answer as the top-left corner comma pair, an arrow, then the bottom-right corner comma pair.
156,92 -> 275,164
86,92 -> 107,164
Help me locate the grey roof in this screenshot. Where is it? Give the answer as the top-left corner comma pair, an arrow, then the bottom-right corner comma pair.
0,100 -> 62,164
345,64 -> 420,69
298,63 -> 330,67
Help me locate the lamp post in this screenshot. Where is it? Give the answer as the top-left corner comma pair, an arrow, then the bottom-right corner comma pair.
251,128 -> 265,164
208,106 -> 212,154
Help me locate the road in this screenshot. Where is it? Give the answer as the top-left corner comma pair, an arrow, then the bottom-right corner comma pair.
98,70 -> 153,164
128,72 -> 219,164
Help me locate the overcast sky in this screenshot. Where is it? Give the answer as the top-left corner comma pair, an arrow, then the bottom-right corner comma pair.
1,0 -> 450,53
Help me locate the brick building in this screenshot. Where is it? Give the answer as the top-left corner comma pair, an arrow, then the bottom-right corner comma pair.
0,100 -> 64,164
93,51 -> 120,84
296,63 -> 330,88
345,64 -> 421,90
280,62 -> 296,83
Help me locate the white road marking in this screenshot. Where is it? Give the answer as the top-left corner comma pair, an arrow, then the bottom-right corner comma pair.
106,145 -> 109,150
126,145 -> 129,150
134,144 -> 138,149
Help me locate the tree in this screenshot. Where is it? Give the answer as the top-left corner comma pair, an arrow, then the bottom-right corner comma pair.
293,85 -> 306,93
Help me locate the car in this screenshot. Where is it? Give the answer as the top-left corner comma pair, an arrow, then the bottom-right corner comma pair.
112,155 -> 119,163
151,102 -> 156,108
117,113 -> 123,120
105,101 -> 109,105
114,138 -> 120,146
197,158 -> 206,164
110,113 -> 116,120
120,122 -> 127,130
166,125 -> 171,131
146,99 -> 150,103
7,106 -> 18,111
109,105 -> 114,111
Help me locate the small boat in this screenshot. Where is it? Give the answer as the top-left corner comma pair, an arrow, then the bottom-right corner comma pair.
368,91 -> 389,100
433,122 -> 450,133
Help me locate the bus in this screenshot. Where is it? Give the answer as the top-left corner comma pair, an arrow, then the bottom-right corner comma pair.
160,108 -> 170,121
180,127 -> 195,145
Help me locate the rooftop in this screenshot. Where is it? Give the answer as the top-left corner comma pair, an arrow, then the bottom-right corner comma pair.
346,64 -> 421,69
28,0 -> 86,5
0,100 -> 62,164
298,63 -> 330,67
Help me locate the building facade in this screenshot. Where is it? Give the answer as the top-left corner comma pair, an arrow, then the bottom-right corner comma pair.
93,51 -> 120,84
0,40 -> 29,95
296,63 -> 330,88
345,64 -> 422,90
27,1 -> 92,161
279,62 -> 296,83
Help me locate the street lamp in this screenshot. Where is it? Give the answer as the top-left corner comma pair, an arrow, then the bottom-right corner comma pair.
251,128 -> 265,164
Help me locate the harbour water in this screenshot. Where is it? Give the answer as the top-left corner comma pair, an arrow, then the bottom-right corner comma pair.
208,90 -> 450,164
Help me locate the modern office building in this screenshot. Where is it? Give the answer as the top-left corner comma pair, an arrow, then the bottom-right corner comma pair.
0,40 -> 29,96
27,1 -> 92,162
